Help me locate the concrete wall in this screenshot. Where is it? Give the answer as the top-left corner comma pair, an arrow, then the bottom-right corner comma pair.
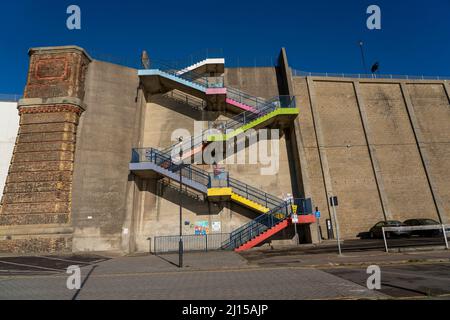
71,60 -> 140,252
0,102 -> 19,196
292,76 -> 450,238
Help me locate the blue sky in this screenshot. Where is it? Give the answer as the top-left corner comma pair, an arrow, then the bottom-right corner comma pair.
1,0 -> 449,94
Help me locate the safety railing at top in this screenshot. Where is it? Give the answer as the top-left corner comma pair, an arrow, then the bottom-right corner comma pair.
292,69 -> 450,81
145,59 -> 224,89
0,94 -> 22,102
170,48 -> 224,71
221,198 -> 313,250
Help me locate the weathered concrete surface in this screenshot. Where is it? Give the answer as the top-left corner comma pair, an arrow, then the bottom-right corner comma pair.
71,60 -> 140,252
292,76 -> 450,239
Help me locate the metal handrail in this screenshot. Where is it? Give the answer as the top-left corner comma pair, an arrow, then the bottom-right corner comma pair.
222,201 -> 290,250
132,147 -> 289,212
162,95 -> 296,157
169,48 -> 224,72
145,59 -> 224,89
292,69 -> 450,81
132,148 -> 211,187
221,198 -> 313,250
211,95 -> 296,131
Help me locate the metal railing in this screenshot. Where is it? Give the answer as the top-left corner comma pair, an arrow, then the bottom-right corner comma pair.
145,59 -> 224,88
210,95 -> 296,132
228,177 -> 284,210
131,147 -> 292,213
162,95 -> 296,158
153,233 -> 231,254
382,225 -> 450,253
226,87 -> 267,111
163,90 -> 208,111
292,69 -> 450,81
171,48 -> 224,71
221,198 -> 313,250
132,148 -> 211,187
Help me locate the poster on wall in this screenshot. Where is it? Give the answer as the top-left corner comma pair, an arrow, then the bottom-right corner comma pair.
194,221 -> 209,235
212,221 -> 221,232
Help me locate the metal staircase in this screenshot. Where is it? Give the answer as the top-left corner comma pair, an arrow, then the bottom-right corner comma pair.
133,54 -> 314,252
161,95 -> 297,162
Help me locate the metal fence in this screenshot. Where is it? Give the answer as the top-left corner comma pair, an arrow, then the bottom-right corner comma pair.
292,69 -> 450,81
153,233 -> 231,254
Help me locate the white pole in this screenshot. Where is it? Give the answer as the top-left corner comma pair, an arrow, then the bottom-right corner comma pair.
442,225 -> 449,250
382,227 -> 389,253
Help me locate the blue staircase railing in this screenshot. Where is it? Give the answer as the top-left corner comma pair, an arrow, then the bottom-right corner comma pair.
132,148 -> 211,188
161,95 -> 296,158
131,147 -> 292,211
221,198 -> 313,250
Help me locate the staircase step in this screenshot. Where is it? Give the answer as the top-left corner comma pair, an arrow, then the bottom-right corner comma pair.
235,219 -> 290,252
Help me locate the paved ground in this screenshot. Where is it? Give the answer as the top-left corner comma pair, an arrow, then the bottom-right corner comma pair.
0,244 -> 449,300
0,253 -> 385,300
322,263 -> 450,298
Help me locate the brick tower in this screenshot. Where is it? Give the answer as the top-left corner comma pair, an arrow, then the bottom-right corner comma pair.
0,46 -> 91,253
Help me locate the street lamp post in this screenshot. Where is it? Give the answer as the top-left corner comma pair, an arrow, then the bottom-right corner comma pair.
358,41 -> 368,75
178,137 -> 184,268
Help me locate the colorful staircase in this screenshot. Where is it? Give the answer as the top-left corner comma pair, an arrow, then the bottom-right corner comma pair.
160,95 -> 298,162
235,219 -> 290,252
133,54 -> 313,252
139,59 -> 284,115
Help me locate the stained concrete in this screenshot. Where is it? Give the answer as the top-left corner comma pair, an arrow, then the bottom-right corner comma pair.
293,76 -> 450,239
71,60 -> 140,252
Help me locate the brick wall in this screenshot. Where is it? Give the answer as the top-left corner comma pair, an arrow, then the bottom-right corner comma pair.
0,46 -> 91,253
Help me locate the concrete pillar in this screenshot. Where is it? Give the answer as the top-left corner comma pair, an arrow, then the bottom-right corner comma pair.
400,83 -> 446,223
353,81 -> 392,220
444,81 -> 450,104
0,46 -> 91,254
277,48 -> 311,198
306,77 -> 333,225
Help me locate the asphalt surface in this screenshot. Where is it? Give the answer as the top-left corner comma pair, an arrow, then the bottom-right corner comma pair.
322,263 -> 450,298
252,237 -> 449,256
0,240 -> 449,300
0,254 -> 109,276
